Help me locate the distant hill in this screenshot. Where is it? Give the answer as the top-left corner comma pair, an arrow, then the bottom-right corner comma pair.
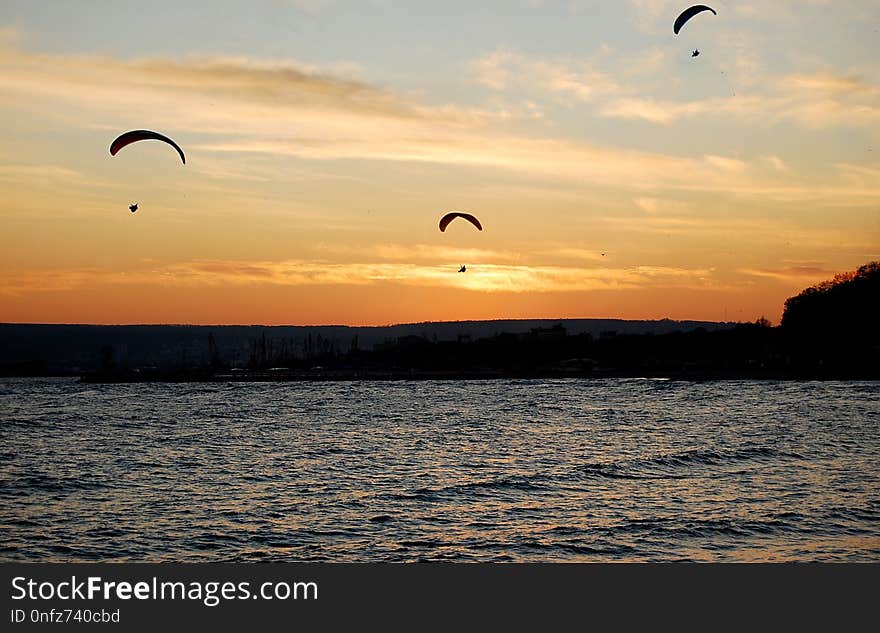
0,318 -> 733,375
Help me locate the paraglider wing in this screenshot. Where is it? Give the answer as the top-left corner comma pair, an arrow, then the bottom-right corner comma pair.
110,130 -> 186,164
439,212 -> 482,232
673,5 -> 716,34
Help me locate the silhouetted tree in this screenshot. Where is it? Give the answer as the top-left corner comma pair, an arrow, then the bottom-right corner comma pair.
782,261 -> 879,337
781,261 -> 879,372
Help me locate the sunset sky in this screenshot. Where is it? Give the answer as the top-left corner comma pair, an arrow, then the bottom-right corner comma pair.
1,0 -> 878,325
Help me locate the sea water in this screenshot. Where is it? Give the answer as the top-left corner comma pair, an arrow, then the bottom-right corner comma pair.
1,378 -> 877,562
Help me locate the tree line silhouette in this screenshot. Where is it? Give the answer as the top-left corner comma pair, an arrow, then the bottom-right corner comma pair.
76,260 -> 879,381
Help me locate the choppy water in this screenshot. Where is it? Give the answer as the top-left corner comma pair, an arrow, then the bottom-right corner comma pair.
1,378 -> 878,562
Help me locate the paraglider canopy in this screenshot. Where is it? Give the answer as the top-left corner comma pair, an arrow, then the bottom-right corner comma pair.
439,212 -> 482,232
110,130 -> 186,165
673,5 -> 716,35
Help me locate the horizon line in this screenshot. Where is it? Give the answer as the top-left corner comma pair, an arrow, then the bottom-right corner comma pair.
0,316 -> 744,329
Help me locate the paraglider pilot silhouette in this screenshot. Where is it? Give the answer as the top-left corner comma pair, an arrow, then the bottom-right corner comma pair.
674,5 -> 716,58
439,212 -> 482,272
110,129 -> 185,214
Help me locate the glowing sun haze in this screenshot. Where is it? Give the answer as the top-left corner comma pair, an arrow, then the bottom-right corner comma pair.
1,1 -> 878,325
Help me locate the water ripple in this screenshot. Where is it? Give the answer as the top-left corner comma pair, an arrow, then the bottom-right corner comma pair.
1,377 -> 878,562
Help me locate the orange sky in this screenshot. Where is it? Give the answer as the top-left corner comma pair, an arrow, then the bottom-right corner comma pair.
1,3 -> 878,325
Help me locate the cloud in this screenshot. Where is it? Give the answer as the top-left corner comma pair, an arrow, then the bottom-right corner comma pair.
833,163 -> 880,195
600,98 -> 680,125
785,73 -> 869,94
631,197 -> 696,216
0,164 -> 86,183
541,248 -> 607,262
762,155 -> 789,172
0,163 -> 114,196
599,72 -> 880,129
470,50 -> 513,91
739,266 -> 838,282
469,49 -> 621,102
1,258 -> 717,297
0,47 -> 448,124
1,44 -> 878,205
704,155 -> 748,172
368,244 -> 519,264
633,197 -> 660,213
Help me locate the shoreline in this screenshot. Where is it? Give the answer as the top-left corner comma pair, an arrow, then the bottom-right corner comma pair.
73,367 -> 880,383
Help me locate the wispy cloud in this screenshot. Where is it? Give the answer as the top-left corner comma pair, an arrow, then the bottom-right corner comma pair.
1,43 -> 878,207
1,258 -> 718,297
0,164 -> 86,183
762,155 -> 789,172
739,266 -> 838,282
468,35 -> 880,138
368,244 -> 520,264
0,46 -> 474,125
599,72 -> 880,129
470,49 -> 622,102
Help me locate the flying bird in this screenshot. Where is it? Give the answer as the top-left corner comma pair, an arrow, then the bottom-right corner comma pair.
129,203 -> 138,213
458,265 -> 467,273
692,49 -> 700,57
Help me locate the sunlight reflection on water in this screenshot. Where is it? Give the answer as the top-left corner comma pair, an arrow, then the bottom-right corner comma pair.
1,378 -> 878,562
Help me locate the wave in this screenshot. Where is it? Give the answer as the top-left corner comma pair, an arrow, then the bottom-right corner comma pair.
0,472 -> 108,496
578,446 -> 804,480
613,515 -> 807,539
389,473 -> 547,501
